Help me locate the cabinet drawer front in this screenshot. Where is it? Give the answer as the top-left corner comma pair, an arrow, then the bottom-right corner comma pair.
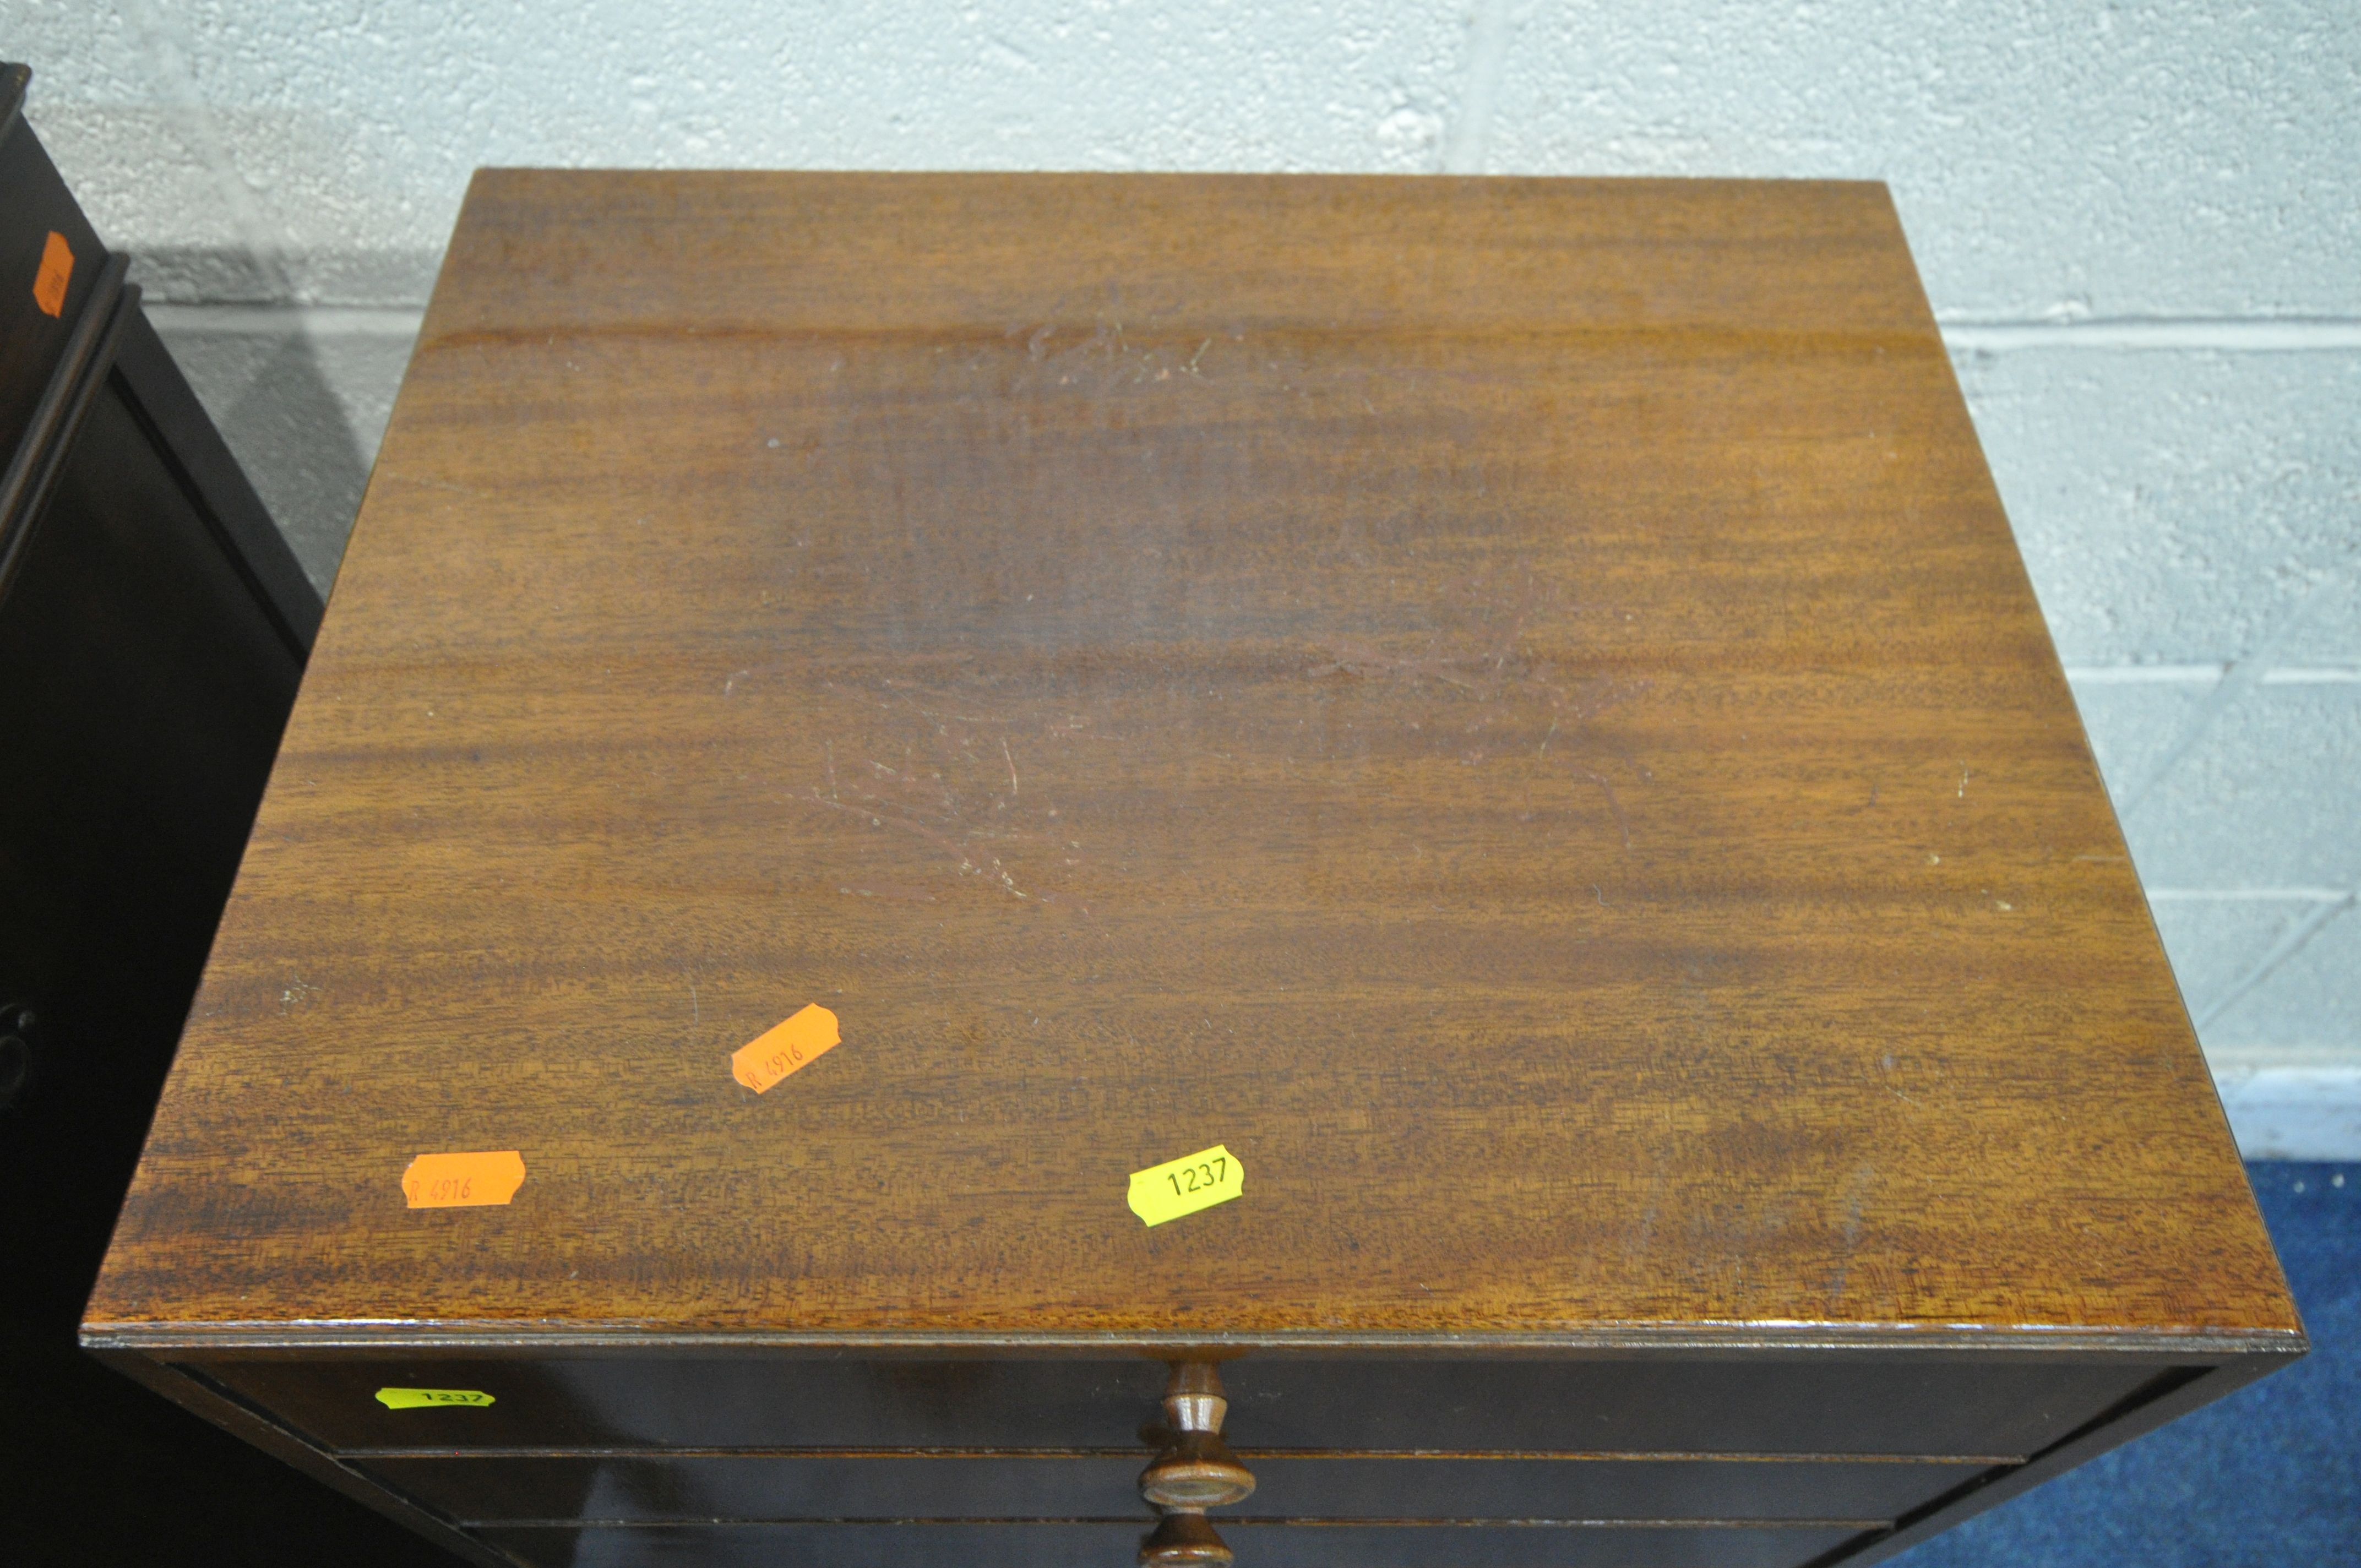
476,1522 -> 1869,1568
365,1453 -> 1987,1525
188,1353 -> 2155,1457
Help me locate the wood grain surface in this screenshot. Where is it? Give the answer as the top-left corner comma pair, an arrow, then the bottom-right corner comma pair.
85,172 -> 2295,1347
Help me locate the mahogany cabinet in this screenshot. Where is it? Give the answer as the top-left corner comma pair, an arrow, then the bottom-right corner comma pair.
85,171 -> 2300,1568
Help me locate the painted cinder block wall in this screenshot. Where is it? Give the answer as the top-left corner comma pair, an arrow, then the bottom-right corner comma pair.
11,0 -> 2356,1154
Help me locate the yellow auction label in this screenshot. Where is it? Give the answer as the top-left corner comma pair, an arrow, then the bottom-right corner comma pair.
1127,1144 -> 1244,1227
375,1387 -> 494,1410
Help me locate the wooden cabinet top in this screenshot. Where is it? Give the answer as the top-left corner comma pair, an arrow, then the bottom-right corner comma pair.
88,172 -> 2295,1355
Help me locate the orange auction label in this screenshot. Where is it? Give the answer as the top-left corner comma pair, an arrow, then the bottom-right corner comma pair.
33,231 -> 72,317
400,1150 -> 526,1208
731,1003 -> 841,1093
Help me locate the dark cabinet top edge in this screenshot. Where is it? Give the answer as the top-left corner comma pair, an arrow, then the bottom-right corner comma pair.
83,1322 -> 2308,1361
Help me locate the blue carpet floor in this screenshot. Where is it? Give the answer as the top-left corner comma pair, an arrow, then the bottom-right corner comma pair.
1892,1162 -> 2358,1567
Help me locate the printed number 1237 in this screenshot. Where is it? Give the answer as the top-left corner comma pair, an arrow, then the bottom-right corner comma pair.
1128,1143 -> 1244,1227
1167,1155 -> 1227,1197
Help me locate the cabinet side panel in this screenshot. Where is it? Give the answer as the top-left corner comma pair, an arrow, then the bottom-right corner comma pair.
93,1351 -> 516,1568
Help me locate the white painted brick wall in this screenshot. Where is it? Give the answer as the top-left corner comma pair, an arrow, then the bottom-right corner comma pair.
11,0 -> 2355,1153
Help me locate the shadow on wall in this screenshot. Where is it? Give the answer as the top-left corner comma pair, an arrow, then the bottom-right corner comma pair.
146,312 -> 415,596
213,332 -> 372,586
128,244 -> 446,315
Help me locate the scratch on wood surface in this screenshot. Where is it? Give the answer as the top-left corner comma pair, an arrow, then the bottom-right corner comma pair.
801,676 -> 1113,922
1880,1053 -> 1919,1106
838,883 -> 942,904
1307,617 -> 1643,850
1827,1163 -> 1875,1301
1571,766 -> 1634,850
377,469 -> 486,499
801,788 -> 1032,902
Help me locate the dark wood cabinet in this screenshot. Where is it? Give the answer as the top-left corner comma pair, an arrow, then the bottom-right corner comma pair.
3,61 -> 447,1567
85,170 -> 2300,1568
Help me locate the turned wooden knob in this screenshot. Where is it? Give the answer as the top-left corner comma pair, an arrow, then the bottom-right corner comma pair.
1140,1430 -> 1256,1510
1138,1510 -> 1233,1567
1139,1362 -> 1256,1511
